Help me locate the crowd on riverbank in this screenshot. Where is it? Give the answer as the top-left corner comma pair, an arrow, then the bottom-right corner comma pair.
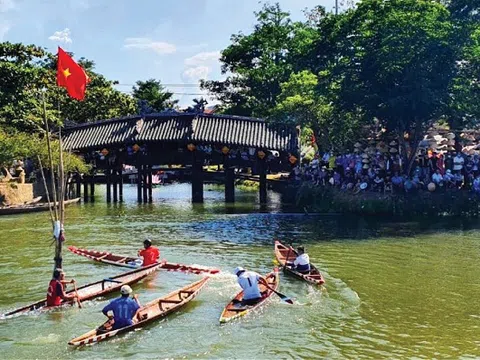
290,150 -> 480,195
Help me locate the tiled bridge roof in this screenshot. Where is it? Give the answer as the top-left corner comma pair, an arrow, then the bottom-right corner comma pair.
63,114 -> 298,152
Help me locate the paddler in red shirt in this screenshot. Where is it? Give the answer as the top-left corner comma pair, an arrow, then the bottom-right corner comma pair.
46,268 -> 78,307
138,239 -> 160,266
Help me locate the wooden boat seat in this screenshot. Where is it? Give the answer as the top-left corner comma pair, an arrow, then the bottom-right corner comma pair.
229,308 -> 249,312
117,257 -> 127,263
159,299 -> 183,304
178,290 -> 194,298
97,254 -> 109,260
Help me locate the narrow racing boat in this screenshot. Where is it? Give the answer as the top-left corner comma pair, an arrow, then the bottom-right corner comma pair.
3,262 -> 161,318
219,268 -> 279,323
274,240 -> 325,286
68,246 -> 220,274
68,276 -> 209,346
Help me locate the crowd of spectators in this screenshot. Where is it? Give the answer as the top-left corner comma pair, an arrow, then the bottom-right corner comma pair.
290,150 -> 480,195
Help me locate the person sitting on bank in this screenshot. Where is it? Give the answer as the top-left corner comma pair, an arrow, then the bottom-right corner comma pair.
234,267 -> 269,306
288,246 -> 311,274
138,239 -> 160,267
102,285 -> 141,330
46,268 -> 78,307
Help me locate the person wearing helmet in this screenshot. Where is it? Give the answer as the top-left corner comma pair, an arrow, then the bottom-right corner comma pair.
102,285 -> 141,330
233,267 -> 269,306
46,268 -> 78,306
287,246 -> 310,274
138,239 -> 160,267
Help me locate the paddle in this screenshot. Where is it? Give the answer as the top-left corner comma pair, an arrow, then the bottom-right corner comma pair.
73,282 -> 82,309
263,282 -> 294,305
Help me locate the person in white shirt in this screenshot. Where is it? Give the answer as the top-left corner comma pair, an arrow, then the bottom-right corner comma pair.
234,267 -> 268,306
288,246 -> 311,274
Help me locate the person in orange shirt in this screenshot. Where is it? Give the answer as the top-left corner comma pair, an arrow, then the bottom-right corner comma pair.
138,239 -> 160,266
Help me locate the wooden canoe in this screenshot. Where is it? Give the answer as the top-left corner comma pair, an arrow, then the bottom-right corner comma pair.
3,262 -> 161,318
274,240 -> 325,286
68,246 -> 220,275
68,276 -> 209,346
219,268 -> 279,323
0,197 -> 80,216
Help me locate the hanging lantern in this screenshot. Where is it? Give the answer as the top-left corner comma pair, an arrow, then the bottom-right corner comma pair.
222,146 -> 230,155
257,150 -> 266,159
187,143 -> 196,152
132,144 -> 140,153
289,155 -> 298,164
101,148 -> 109,156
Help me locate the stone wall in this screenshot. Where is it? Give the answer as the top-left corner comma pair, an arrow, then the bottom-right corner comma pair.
0,183 -> 34,205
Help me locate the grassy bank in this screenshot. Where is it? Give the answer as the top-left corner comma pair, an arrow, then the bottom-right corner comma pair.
293,183 -> 480,218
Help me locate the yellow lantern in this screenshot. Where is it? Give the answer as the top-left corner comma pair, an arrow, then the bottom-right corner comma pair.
257,150 -> 266,159
187,143 -> 196,151
222,146 -> 230,155
289,155 -> 298,164
132,144 -> 140,153
101,148 -> 109,156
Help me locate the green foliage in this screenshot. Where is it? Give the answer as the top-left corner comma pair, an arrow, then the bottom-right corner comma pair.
201,3 -> 318,117
132,79 -> 178,113
0,42 -> 136,132
0,129 -> 89,173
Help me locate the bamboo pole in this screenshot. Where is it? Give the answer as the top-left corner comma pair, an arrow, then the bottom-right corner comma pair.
43,91 -> 59,222
58,127 -> 65,225
37,155 -> 55,226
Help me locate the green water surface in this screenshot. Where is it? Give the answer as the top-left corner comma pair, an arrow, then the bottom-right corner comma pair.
0,184 -> 479,359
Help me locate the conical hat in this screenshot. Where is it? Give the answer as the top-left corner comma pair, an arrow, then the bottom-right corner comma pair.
362,153 -> 369,159
354,142 -> 362,148
446,133 -> 455,140
389,140 -> 397,146
363,164 -> 369,169
389,148 -> 398,153
362,159 -> 370,164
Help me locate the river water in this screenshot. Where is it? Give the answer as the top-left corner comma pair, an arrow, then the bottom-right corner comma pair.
0,184 -> 479,359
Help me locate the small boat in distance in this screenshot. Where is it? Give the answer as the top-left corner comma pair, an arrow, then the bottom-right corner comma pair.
219,268 -> 279,323
274,240 -> 325,286
69,276 -> 209,346
3,262 -> 161,318
68,246 -> 220,274
0,197 -> 80,216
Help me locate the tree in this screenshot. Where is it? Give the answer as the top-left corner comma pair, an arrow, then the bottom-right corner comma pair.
132,79 -> 178,114
0,42 -> 137,132
320,0 -> 465,173
186,98 -> 208,113
201,3 -> 318,117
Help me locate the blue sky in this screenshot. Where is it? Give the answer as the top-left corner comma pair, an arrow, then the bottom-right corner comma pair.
1,0 -> 339,107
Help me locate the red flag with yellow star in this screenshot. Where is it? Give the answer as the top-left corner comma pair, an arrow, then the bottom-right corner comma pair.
57,47 -> 89,100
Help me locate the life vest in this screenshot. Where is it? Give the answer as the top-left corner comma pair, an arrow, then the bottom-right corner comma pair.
46,279 -> 62,306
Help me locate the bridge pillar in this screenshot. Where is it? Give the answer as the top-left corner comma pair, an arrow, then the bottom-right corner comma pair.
119,169 -> 124,202
258,159 -> 267,204
75,172 -> 81,198
225,166 -> 235,203
89,171 -> 95,202
83,174 -> 89,203
137,164 -> 143,203
106,168 -> 111,203
142,166 -> 148,203
148,165 -> 153,203
113,169 -> 118,203
192,153 -> 204,203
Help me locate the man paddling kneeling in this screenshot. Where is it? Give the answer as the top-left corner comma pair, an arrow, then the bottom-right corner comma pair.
46,268 -> 78,307
234,267 -> 269,306
138,239 -> 160,267
102,285 -> 141,330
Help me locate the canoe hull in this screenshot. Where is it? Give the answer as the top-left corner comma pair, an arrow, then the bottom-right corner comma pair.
219,268 -> 279,323
274,240 -> 325,286
68,246 -> 220,274
3,262 -> 161,318
0,198 -> 80,216
69,276 -> 209,346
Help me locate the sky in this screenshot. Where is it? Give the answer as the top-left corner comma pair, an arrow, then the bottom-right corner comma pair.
0,0 -> 340,107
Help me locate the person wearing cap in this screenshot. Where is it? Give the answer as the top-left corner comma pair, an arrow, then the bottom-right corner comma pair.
233,267 -> 269,306
288,246 -> 310,274
138,239 -> 160,267
102,285 -> 141,330
46,268 -> 78,307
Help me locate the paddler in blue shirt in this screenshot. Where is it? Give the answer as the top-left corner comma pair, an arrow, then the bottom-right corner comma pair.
102,285 -> 141,330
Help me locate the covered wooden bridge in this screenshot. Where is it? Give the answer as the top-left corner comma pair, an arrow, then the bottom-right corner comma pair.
63,113 -> 299,204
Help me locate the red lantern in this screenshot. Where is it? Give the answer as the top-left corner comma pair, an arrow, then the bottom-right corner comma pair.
289,155 -> 298,164
257,150 -> 266,159
187,143 -> 196,152
222,146 -> 230,155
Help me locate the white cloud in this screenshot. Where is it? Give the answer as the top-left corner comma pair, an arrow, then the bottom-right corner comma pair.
49,28 -> 72,43
0,22 -> 9,41
183,66 -> 210,81
184,51 -> 220,67
123,37 -> 176,54
0,0 -> 15,12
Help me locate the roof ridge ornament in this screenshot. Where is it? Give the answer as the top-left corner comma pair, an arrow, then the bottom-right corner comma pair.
135,118 -> 144,135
